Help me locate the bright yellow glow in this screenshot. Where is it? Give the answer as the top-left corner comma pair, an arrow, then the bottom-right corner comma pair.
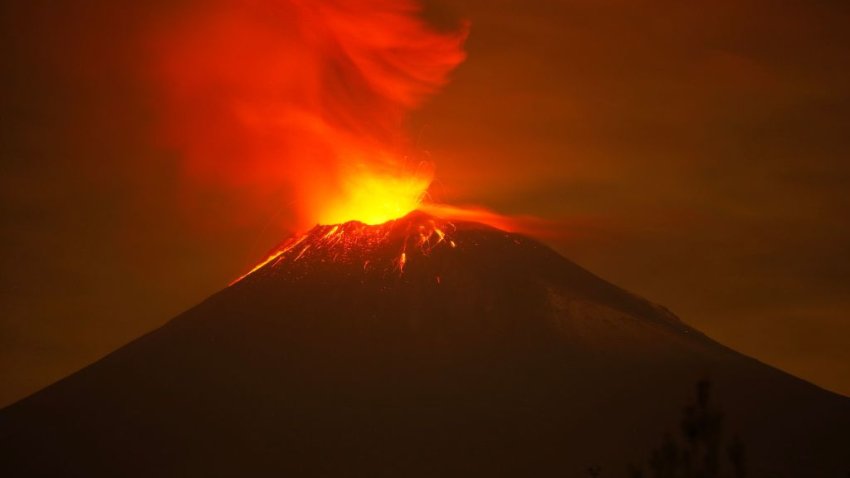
316,169 -> 431,226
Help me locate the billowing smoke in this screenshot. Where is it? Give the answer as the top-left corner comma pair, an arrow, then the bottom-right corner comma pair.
150,0 -> 467,229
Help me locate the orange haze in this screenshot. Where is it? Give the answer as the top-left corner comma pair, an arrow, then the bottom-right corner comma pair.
150,0 -> 467,229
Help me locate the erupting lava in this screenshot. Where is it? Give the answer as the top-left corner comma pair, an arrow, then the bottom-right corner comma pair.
151,0 -> 525,283
231,211 -> 457,285
317,167 -> 433,226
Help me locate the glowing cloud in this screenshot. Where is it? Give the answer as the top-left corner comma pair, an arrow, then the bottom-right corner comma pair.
150,0 -> 467,229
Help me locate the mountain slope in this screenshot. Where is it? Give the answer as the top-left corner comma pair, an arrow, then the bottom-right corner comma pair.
1,212 -> 848,477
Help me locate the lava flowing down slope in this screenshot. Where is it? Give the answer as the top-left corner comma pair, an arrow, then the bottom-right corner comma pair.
1,212 -> 849,477
231,212 -> 456,285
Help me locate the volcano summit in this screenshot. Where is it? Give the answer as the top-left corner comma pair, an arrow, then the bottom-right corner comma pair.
1,212 -> 848,476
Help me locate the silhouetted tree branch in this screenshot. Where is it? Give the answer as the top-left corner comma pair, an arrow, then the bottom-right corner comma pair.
630,379 -> 746,478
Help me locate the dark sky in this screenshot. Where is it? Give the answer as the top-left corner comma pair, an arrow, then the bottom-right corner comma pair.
2,0 -> 850,407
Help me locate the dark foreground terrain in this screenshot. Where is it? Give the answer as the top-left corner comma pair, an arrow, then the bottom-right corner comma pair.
2,212 -> 848,477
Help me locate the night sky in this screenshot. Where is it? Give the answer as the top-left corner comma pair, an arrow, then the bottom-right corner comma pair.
2,0 -> 850,407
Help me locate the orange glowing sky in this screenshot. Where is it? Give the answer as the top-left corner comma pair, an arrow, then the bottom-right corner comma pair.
2,0 -> 850,407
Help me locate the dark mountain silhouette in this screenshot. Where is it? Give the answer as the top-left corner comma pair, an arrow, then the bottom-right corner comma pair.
1,211 -> 848,477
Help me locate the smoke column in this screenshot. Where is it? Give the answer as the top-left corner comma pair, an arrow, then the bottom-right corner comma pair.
150,0 -> 467,229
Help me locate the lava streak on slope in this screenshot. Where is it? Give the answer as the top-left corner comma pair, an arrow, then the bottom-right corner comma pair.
231,211 -> 458,285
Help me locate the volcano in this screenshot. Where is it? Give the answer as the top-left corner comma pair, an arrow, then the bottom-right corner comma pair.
1,212 -> 848,476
